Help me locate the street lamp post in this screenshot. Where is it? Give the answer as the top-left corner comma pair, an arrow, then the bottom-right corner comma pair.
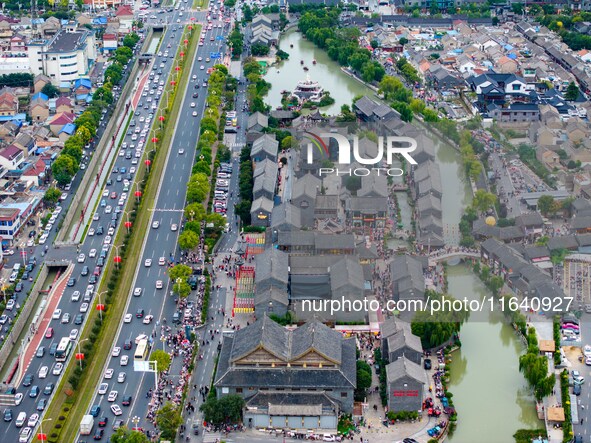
131,415 -> 140,431
38,418 -> 52,442
96,291 -> 108,322
75,338 -> 89,370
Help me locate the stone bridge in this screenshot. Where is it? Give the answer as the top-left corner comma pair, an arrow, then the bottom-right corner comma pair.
428,251 -> 480,264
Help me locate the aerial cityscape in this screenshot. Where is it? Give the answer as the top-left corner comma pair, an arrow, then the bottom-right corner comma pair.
0,0 -> 590,442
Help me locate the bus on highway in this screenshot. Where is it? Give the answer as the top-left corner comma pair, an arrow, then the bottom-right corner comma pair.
55,337 -> 73,362
134,339 -> 149,361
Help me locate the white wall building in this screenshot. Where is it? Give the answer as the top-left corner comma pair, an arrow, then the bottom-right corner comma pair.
29,29 -> 97,85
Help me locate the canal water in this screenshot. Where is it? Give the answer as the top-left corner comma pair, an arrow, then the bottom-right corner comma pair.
264,28 -> 376,114
446,265 -> 540,443
277,29 -> 542,440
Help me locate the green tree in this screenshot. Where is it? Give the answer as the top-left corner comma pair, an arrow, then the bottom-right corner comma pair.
76,126 -> 92,144
122,32 -> 140,49
110,427 -> 150,443
187,172 -> 210,203
150,349 -> 172,374
565,81 -> 580,100
184,203 -> 206,222
281,136 -> 294,150
398,37 -> 408,46
411,291 -> 468,348
155,402 -> 183,440
355,360 -> 372,401
178,230 -> 200,250
41,82 -> 60,98
168,264 -> 192,282
251,43 -> 270,56
537,195 -> 555,216
472,189 -> 497,213
173,280 -> 192,298
51,154 -> 77,185
200,395 -> 245,425
43,187 -> 61,206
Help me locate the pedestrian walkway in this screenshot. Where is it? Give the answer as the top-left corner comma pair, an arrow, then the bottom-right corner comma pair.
14,265 -> 73,385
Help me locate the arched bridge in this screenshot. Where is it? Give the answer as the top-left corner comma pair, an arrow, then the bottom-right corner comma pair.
428,251 -> 480,264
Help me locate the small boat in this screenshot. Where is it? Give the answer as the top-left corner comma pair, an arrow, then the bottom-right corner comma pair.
290,44 -> 293,48
300,60 -> 304,65
303,66 -> 309,71
277,70 -> 280,73
312,59 -> 317,65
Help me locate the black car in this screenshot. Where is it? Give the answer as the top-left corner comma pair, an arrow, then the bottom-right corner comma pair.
93,429 -> 104,440
81,266 -> 89,276
89,275 -> 98,284
192,93 -> 199,98
49,343 -> 58,356
123,339 -> 133,350
98,416 -> 108,427
106,179 -> 113,186
96,226 -> 104,235
113,419 -> 124,430
43,383 -> 54,395
136,309 -> 144,318
4,387 -> 15,395
15,282 -> 22,292
36,398 -> 46,411
22,374 -> 34,387
28,230 -> 36,238
97,257 -> 105,267
574,383 -> 582,395
22,272 -> 29,280
122,396 -> 132,406
3,408 -> 12,422
75,314 -> 84,325
424,359 -> 432,370
36,347 -> 45,358
574,435 -> 583,443
67,278 -> 76,287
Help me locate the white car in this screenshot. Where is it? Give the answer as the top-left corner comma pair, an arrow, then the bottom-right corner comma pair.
19,427 -> 32,443
117,372 -> 126,383
26,413 -> 38,427
52,309 -> 62,320
120,355 -> 129,366
107,391 -> 118,402
111,404 -> 123,416
104,368 -> 114,379
102,190 -> 109,197
178,148 -> 185,155
88,228 -> 95,236
192,111 -> 198,117
105,206 -> 112,214
584,345 -> 591,358
152,221 -> 160,229
80,302 -> 89,313
53,363 -> 63,376
98,383 -> 109,395
143,315 -> 154,324
69,329 -> 79,341
112,347 -> 121,357
77,253 -> 85,263
124,313 -> 133,323
89,249 -> 97,258
71,291 -> 81,302
14,393 -> 23,406
190,102 -> 196,108
104,235 -> 112,245
38,366 -> 48,379
133,287 -> 143,297
159,257 -> 166,266
145,259 -> 152,267
156,280 -> 163,289
171,224 -> 178,231
200,65 -> 205,70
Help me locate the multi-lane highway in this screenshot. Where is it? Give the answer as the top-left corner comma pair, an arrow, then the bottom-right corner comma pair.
0,3 -> 218,442
75,6 -> 232,443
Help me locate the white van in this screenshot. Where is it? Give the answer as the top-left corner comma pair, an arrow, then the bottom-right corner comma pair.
13,263 -> 21,272
15,411 -> 27,428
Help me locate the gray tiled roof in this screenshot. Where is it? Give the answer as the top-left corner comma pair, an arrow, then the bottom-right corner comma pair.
359,174 -> 388,198
316,233 -> 355,250
548,235 -> 579,251
251,134 -> 279,159
271,202 -> 301,230
230,315 -> 290,362
347,197 -> 388,214
255,248 -> 289,286
292,173 -> 321,200
515,212 -> 544,228
330,256 -> 365,292
571,216 -> 591,230
390,255 -> 424,291
250,197 -> 274,214
386,357 -> 428,385
413,160 -> 440,184
255,286 -> 289,307
416,194 -> 442,214
248,111 -> 269,130
253,172 -> 276,196
253,158 -> 278,179
291,320 -> 343,363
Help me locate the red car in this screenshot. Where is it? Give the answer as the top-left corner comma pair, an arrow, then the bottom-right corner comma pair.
45,327 -> 54,339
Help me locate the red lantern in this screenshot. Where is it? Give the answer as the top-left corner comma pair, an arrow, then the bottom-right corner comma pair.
96,304 -> 105,311
37,433 -> 47,441
113,256 -> 122,264
175,66 -> 181,72
125,221 -> 132,229
170,80 -> 176,86
188,25 -> 193,30
151,137 -> 159,143
180,52 -> 185,58
144,159 -> 152,167
75,353 -> 84,360
184,39 -> 189,45
135,190 -> 142,198
159,116 -> 165,122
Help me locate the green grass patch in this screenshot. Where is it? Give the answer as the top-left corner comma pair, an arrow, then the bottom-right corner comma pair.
43,25 -> 202,443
